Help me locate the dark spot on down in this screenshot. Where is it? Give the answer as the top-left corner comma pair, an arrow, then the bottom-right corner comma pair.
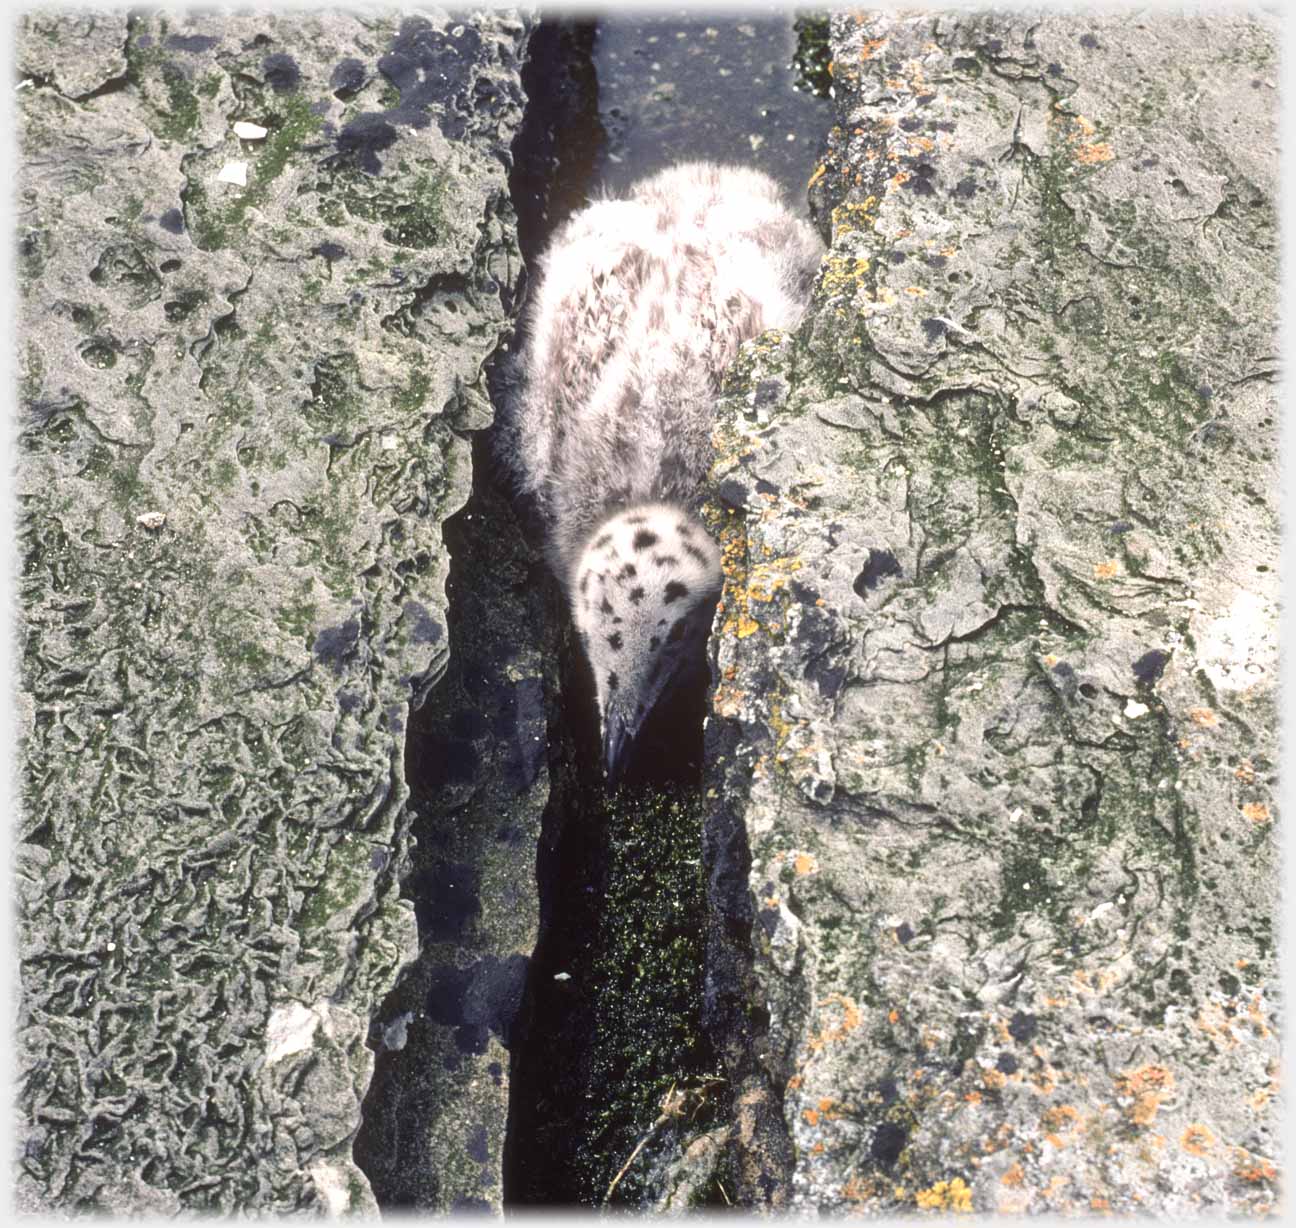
633,529 -> 659,551
619,562 -> 637,580
648,636 -> 660,651
664,581 -> 689,605
600,597 -> 613,615
667,618 -> 687,644
606,671 -> 618,692
628,586 -> 645,604
653,555 -> 679,568
683,543 -> 708,564
595,532 -> 613,549
606,632 -> 622,651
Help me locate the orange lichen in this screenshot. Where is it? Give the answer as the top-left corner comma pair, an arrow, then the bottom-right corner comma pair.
794,852 -> 819,876
1233,1150 -> 1278,1184
806,993 -> 862,1053
860,37 -> 887,59
1180,1124 -> 1215,1155
1235,759 -> 1256,781
1075,142 -> 1114,164
1242,802 -> 1271,823
1093,560 -> 1120,579
1189,707 -> 1219,727
1001,1163 -> 1024,1188
1115,1065 -> 1174,1126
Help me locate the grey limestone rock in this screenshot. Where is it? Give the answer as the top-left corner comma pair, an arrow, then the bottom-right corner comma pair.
703,10 -> 1279,1215
16,8 -> 528,1214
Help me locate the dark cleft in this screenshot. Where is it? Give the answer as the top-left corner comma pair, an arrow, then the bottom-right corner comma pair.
853,548 -> 902,596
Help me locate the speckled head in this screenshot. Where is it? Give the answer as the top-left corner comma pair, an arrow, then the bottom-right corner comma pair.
569,503 -> 723,784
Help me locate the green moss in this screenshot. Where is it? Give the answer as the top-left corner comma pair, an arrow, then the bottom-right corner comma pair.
184,93 -> 324,250
792,14 -> 833,100
564,787 -> 723,1205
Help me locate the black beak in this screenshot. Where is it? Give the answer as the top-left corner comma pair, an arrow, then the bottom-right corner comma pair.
603,716 -> 634,790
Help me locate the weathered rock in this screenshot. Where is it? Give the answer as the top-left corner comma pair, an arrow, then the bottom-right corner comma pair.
352,440 -> 552,1213
16,9 -> 527,1213
704,10 -> 1278,1215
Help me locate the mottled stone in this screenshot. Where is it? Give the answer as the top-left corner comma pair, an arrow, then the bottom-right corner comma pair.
16,9 -> 528,1214
705,10 -> 1279,1216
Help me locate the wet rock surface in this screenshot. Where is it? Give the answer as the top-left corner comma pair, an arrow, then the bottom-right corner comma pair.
16,9 -> 527,1213
703,10 -> 1279,1214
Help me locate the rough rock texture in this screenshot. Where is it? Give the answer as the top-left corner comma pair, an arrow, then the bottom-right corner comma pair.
16,8 -> 527,1213
352,436 -> 552,1214
703,10 -> 1278,1215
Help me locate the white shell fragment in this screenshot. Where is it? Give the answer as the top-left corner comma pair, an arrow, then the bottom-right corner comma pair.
233,121 -> 268,139
136,511 -> 166,531
217,160 -> 248,186
553,972 -> 571,982
1124,700 -> 1149,719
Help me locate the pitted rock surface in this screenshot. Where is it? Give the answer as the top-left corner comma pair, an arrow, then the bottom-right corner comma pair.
17,10 -> 527,1214
704,10 -> 1278,1215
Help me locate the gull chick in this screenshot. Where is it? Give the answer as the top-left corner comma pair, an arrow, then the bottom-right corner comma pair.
498,161 -> 823,781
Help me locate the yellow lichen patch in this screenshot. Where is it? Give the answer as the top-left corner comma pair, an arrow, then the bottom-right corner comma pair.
1189,707 -> 1219,727
1093,560 -> 1120,579
820,255 -> 872,298
904,285 -> 928,296
1180,1123 -> 1216,1156
831,198 -> 878,238
1242,802 -> 1271,823
807,162 -> 828,191
915,1176 -> 973,1212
